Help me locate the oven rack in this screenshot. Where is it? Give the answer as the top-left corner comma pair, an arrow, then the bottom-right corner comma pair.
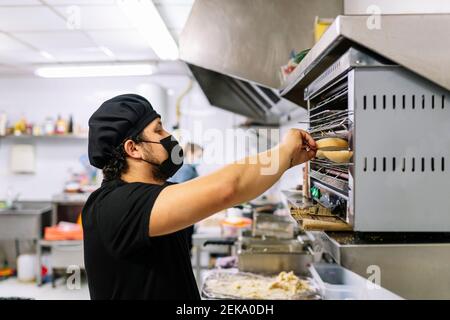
310,169 -> 349,193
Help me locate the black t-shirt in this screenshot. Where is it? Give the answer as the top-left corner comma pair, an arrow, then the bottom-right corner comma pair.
81,179 -> 200,300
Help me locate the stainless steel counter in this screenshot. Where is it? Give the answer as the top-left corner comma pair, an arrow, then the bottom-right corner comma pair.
313,231 -> 450,299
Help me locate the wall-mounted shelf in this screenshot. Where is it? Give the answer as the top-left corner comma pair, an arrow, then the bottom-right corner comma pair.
0,134 -> 88,141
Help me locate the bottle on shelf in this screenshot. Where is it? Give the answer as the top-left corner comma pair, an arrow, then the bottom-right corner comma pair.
0,111 -> 7,136
32,123 -> 42,136
13,116 -> 27,136
68,114 -> 74,134
55,114 -> 67,135
44,117 -> 55,135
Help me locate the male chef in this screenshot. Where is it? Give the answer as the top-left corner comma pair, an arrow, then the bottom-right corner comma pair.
82,94 -> 316,299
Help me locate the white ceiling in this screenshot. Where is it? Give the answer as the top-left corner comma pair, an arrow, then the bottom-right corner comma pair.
0,0 -> 194,75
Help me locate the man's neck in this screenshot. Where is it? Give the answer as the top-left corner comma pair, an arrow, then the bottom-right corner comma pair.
121,169 -> 165,185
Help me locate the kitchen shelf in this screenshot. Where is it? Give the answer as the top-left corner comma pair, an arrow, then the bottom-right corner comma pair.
0,134 -> 88,140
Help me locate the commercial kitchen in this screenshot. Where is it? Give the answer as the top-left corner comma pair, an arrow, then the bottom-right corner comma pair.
0,0 -> 449,301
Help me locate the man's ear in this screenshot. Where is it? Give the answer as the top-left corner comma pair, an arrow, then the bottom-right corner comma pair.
123,140 -> 141,159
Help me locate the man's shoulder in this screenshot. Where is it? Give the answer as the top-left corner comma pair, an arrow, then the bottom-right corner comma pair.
83,180 -> 166,220
101,180 -> 165,201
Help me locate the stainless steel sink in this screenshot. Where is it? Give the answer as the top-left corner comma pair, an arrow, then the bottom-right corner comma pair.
0,201 -> 52,240
0,201 -> 52,214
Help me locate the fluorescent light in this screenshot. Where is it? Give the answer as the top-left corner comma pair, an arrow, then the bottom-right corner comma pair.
117,0 -> 179,60
99,46 -> 115,58
34,63 -> 155,78
39,51 -> 55,60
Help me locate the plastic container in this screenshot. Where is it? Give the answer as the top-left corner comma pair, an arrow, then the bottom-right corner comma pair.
220,216 -> 252,237
309,263 -> 364,300
17,254 -> 37,282
309,263 -> 402,300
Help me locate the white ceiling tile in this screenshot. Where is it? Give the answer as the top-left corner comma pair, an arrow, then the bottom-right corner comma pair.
43,0 -> 116,5
0,64 -> 30,76
155,4 -> 192,30
153,0 -> 194,5
50,47 -> 114,62
14,31 -> 96,50
0,7 -> 67,31
0,0 -> 41,6
112,50 -> 158,61
0,49 -> 51,64
0,33 -> 31,51
53,5 -> 133,30
0,33 -> 51,64
88,30 -> 158,60
88,30 -> 147,48
0,0 -> 193,68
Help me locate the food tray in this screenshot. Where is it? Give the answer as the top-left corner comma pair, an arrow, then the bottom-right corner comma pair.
201,269 -> 321,300
252,212 -> 295,239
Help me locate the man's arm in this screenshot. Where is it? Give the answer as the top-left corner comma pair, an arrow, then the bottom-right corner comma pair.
149,129 -> 316,237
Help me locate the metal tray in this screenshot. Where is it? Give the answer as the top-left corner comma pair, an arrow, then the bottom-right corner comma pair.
252,213 -> 296,239
201,269 -> 321,300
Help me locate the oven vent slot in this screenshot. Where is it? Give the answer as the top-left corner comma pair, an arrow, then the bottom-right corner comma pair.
362,94 -> 447,111
362,156 -> 446,172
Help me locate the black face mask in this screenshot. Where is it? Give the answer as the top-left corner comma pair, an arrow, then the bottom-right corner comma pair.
139,135 -> 184,179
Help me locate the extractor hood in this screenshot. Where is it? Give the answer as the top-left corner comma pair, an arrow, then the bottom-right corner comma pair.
280,14 -> 450,107
179,0 -> 344,125
187,63 -> 303,125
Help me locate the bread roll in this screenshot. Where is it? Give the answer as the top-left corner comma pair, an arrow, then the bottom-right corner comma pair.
322,150 -> 353,163
315,150 -> 326,159
301,218 -> 352,231
316,137 -> 348,151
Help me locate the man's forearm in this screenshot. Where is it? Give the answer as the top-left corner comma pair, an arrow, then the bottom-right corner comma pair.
150,144 -> 293,237
221,144 -> 292,206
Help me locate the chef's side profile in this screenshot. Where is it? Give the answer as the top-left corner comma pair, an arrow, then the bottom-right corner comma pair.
82,93 -> 317,300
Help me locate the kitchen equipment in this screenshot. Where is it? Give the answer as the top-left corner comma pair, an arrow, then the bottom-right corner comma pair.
0,202 -> 52,240
252,212 -> 295,239
180,0 -> 343,125
236,233 -> 314,276
281,14 -> 450,298
313,231 -> 450,299
321,150 -> 353,163
297,46 -> 450,232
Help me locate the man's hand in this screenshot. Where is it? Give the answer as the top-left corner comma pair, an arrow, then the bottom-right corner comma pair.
282,129 -> 317,167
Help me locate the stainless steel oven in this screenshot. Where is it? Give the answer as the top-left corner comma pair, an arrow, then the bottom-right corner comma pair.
304,47 -> 450,232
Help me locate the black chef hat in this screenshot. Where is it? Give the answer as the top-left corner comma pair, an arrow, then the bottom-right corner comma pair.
88,94 -> 160,169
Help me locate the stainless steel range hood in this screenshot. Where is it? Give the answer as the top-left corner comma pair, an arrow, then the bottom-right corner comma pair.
187,63 -> 303,125
280,14 -> 450,107
179,0 -> 343,124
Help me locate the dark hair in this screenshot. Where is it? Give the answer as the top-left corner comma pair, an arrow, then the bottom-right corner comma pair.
102,133 -> 145,181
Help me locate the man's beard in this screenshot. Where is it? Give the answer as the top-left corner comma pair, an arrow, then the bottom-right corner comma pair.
142,148 -> 169,182
151,165 -> 170,182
